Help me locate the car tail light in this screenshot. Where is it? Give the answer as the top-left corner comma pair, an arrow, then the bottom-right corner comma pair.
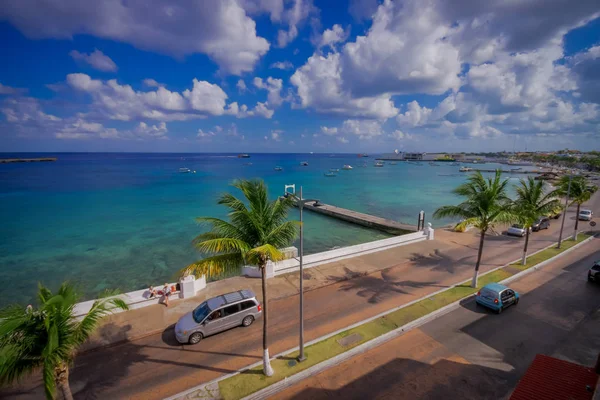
477,291 -> 480,296
494,299 -> 499,304
257,304 -> 262,312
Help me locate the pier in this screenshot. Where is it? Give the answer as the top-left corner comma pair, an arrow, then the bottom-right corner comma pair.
291,198 -> 417,234
0,157 -> 57,163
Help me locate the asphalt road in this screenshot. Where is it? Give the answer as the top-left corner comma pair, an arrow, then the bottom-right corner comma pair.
2,195 -> 599,400
274,237 -> 600,400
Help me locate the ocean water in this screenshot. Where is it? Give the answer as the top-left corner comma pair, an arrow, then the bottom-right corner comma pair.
0,153 -> 530,306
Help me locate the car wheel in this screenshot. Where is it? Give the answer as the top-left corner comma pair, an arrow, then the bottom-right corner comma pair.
242,315 -> 255,327
188,332 -> 203,345
515,298 -> 519,305
497,306 -> 503,314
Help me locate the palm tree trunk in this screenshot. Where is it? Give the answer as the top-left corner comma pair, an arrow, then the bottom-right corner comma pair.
56,364 -> 73,400
471,230 -> 486,288
572,203 -> 580,241
521,228 -> 530,265
260,263 -> 274,377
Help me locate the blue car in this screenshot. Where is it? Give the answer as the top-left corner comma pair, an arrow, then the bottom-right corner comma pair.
475,283 -> 519,314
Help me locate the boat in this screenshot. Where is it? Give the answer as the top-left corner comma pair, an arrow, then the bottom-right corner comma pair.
342,165 -> 353,170
244,162 -> 252,166
300,161 -> 309,166
510,167 -> 522,171
179,167 -> 191,173
459,166 -> 473,172
374,161 -> 384,167
330,168 -> 340,172
237,154 -> 250,158
274,166 -> 283,171
324,172 -> 336,177
358,153 -> 369,158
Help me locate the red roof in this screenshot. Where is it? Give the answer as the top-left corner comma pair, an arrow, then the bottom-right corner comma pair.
510,354 -> 598,400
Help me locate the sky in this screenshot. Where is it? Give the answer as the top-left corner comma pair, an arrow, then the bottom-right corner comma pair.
0,0 -> 599,153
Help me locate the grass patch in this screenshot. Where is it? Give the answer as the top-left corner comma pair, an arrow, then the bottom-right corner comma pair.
511,234 -> 591,271
217,233 -> 593,399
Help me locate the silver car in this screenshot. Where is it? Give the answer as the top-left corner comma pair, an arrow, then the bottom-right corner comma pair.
578,209 -> 593,221
175,289 -> 262,344
507,224 -> 528,237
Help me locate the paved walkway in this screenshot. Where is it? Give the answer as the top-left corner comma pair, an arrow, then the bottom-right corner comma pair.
272,236 -> 600,400
3,194 -> 598,400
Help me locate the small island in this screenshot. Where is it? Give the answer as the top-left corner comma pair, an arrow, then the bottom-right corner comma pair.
0,157 -> 57,163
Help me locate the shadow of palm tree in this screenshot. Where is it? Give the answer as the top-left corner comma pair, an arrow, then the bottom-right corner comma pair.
409,249 -> 475,274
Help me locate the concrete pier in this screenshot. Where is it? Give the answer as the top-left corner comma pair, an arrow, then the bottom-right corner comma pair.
292,199 -> 417,234
0,157 -> 57,163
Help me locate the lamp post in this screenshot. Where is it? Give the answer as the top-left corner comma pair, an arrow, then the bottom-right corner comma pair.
557,174 -> 572,249
295,186 -> 317,362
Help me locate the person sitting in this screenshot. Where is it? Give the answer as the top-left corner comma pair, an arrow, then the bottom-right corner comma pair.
148,286 -> 157,299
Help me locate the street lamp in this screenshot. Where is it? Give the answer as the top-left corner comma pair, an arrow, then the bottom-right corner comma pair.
294,186 -> 317,362
557,174 -> 573,249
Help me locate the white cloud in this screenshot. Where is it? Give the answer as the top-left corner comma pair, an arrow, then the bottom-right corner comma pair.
318,24 -> 349,49
341,119 -> 383,139
271,129 -> 283,141
348,0 -> 380,21
337,136 -> 349,144
253,76 -> 286,107
0,83 -> 27,95
143,79 -> 163,88
320,126 -> 338,135
69,49 -> 117,72
197,128 -> 216,138
236,79 -> 248,93
390,130 -> 413,141
1,0 -> 270,75
270,61 -> 294,70
276,0 -> 316,47
1,97 -> 61,124
252,102 -> 275,118
64,73 -> 270,121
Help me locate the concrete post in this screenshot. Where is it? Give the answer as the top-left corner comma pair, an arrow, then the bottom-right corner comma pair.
426,223 -> 435,240
180,275 -> 196,299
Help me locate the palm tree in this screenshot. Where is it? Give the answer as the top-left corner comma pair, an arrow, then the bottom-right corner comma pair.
514,177 -> 560,265
0,283 -> 128,400
433,171 -> 514,288
181,179 -> 298,376
555,175 -> 596,241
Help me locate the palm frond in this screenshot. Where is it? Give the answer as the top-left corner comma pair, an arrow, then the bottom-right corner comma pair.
193,238 -> 252,254
247,244 -> 284,265
42,358 -> 56,400
181,253 -> 245,278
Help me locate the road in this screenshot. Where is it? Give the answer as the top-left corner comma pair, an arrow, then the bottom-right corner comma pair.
273,237 -> 600,400
2,194 -> 599,400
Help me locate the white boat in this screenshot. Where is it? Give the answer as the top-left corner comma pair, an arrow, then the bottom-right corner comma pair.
274,166 -> 283,171
324,172 -> 336,177
342,164 -> 353,170
374,161 -> 384,167
459,166 -> 473,172
179,167 -> 191,173
300,161 -> 309,166
330,168 -> 340,172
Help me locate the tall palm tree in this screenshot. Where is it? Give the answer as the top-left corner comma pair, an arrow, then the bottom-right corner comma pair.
0,283 -> 128,400
433,171 -> 514,288
514,177 -> 560,265
555,175 -> 595,241
181,179 -> 298,376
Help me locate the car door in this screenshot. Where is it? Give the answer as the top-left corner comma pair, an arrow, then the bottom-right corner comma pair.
203,309 -> 228,336
220,303 -> 242,329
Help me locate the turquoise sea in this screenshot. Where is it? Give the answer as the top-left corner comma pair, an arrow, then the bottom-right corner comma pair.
0,153 -> 531,307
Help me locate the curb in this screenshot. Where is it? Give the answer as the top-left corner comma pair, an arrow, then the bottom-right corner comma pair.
166,234 -> 596,400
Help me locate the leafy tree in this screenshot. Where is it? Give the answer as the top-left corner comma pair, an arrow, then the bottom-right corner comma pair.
513,177 -> 560,265
0,284 -> 128,399
555,175 -> 596,241
434,171 -> 514,287
181,179 -> 298,376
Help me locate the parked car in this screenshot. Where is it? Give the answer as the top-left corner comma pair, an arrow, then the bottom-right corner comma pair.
507,224 -> 529,237
531,217 -> 550,232
588,261 -> 600,283
475,283 -> 520,314
578,209 -> 593,221
549,205 -> 563,220
175,289 -> 261,344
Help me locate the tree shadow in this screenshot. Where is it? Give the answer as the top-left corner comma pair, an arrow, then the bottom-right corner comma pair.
408,249 -> 475,274
328,267 -> 442,304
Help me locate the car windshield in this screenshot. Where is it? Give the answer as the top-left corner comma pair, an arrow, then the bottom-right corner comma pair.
593,265 -> 600,271
580,210 -> 591,215
511,224 -> 523,229
192,302 -> 211,323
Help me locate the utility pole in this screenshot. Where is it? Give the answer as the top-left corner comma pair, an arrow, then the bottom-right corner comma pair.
557,175 -> 572,249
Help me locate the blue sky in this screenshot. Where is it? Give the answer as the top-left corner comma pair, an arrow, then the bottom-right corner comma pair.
0,0 -> 599,153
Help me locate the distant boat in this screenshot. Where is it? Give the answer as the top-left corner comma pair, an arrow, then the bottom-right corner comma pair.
244,162 -> 252,166
459,166 -> 473,172
274,166 -> 283,171
330,168 -> 340,172
237,154 -> 250,158
342,164 -> 353,170
358,153 -> 369,158
374,161 -> 384,167
310,152 -> 314,154
324,171 -> 336,177
300,161 -> 309,166
511,167 -> 522,171
179,167 -> 191,173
